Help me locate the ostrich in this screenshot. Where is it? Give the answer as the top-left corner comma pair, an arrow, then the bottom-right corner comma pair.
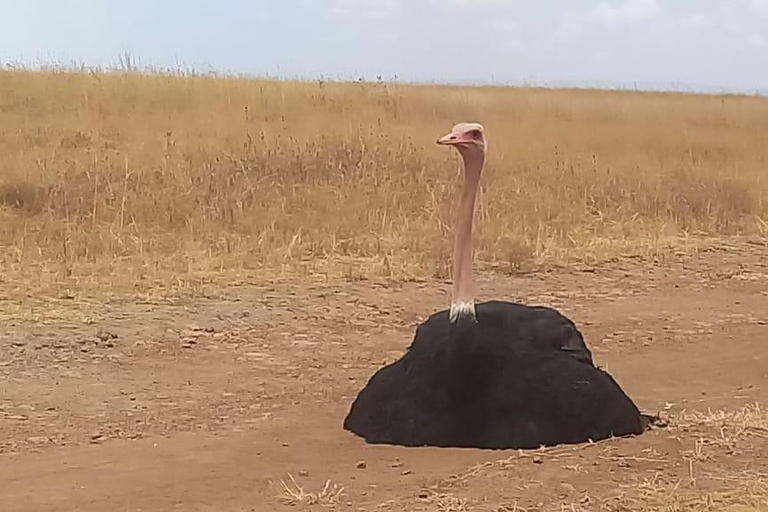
343,122 -> 649,449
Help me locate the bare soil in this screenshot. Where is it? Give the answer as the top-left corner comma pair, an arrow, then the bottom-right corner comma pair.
1,241 -> 767,511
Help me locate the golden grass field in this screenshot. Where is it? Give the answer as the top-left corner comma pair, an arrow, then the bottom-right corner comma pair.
1,69 -> 767,302
1,69 -> 768,511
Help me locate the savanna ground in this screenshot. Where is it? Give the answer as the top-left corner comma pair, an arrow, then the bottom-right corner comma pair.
0,69 -> 767,511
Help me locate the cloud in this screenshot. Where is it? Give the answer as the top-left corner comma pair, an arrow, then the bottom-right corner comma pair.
747,33 -> 767,48
327,0 -> 400,18
717,20 -> 766,49
680,13 -> 714,29
487,19 -> 517,32
454,0 -> 500,5
749,0 -> 768,16
503,39 -> 525,52
592,50 -> 611,61
376,32 -> 397,42
588,0 -> 659,25
724,22 -> 741,35
555,21 -> 585,39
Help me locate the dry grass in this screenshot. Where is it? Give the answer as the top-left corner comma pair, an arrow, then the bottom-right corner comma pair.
392,404 -> 768,512
400,478 -> 768,512
676,404 -> 768,445
612,474 -> 768,512
276,473 -> 345,508
1,68 -> 767,303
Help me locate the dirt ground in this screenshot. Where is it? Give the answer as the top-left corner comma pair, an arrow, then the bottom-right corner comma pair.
1,240 -> 767,511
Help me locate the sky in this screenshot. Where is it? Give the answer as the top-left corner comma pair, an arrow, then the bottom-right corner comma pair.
1,0 -> 767,93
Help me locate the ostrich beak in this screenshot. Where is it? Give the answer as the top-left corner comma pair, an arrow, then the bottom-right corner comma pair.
437,132 -> 463,146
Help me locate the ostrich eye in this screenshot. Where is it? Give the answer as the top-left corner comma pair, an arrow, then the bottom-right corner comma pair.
469,130 -> 481,138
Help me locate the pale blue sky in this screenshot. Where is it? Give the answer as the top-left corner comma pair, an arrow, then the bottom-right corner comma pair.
1,0 -> 767,93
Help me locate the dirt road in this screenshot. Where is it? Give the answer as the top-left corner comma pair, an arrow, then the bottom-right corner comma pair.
1,241 -> 767,511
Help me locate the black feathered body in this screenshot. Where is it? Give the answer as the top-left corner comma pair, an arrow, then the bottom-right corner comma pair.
343,300 -> 646,449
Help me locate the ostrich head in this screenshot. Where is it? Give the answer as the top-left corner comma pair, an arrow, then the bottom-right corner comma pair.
437,122 -> 487,161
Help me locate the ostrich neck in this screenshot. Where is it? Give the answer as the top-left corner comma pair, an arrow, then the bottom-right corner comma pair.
450,149 -> 484,323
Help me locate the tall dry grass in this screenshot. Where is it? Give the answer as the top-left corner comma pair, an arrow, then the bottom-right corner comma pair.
0,69 -> 766,300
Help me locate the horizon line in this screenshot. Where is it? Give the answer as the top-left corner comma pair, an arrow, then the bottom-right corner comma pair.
1,56 -> 765,99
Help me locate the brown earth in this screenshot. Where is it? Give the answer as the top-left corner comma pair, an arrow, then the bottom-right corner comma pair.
1,240 -> 767,511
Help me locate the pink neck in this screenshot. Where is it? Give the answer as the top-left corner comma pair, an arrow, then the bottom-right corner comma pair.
450,148 -> 484,323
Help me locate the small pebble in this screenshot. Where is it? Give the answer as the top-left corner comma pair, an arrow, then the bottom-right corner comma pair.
356,461 -> 367,469
401,469 -> 412,476
533,456 -> 543,464
298,470 -> 309,477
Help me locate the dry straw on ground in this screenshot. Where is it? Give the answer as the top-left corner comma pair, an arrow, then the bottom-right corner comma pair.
276,473 -> 345,508
1,69 -> 767,300
399,405 -> 768,512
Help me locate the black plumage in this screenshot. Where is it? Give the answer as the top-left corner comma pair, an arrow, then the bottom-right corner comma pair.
343,301 -> 648,449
